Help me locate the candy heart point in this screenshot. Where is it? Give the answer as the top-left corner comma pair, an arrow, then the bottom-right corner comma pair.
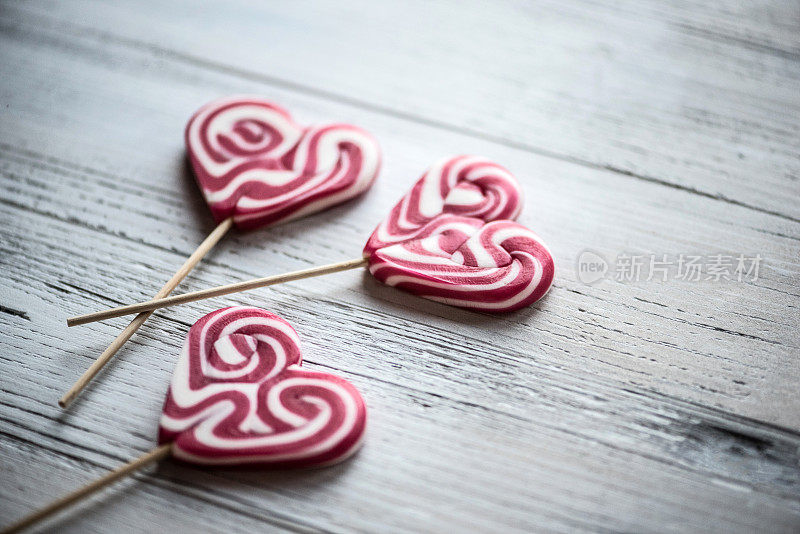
218,119 -> 284,156
213,333 -> 258,366
443,182 -> 489,208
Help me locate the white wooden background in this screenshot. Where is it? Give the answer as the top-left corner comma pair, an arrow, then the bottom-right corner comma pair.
1,1 -> 799,532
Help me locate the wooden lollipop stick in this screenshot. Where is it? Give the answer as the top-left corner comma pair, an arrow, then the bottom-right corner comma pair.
67,257 -> 369,327
59,217 -> 233,408
1,444 -> 172,534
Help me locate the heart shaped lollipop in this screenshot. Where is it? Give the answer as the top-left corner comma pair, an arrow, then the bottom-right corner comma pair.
62,98 -> 380,408
361,156 -> 553,311
160,306 -> 367,467
74,156 -> 554,323
9,308 -> 367,532
187,96 -> 381,230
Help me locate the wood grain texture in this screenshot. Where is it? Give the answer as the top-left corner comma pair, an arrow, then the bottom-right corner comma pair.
59,216 -> 233,407
6,0 -> 800,221
0,1 -> 799,532
2,444 -> 172,534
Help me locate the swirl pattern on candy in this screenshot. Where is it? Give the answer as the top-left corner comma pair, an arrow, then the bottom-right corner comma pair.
159,307 -> 367,467
363,155 -> 523,255
368,214 -> 555,312
187,96 -> 381,230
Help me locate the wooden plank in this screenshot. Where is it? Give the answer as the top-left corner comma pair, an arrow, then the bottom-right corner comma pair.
587,0 -> 800,55
4,0 -> 799,221
2,221 -> 799,531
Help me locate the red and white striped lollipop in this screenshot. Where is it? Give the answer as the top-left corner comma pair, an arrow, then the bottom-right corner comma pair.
7,308 -> 367,532
160,306 -> 367,467
187,96 -> 380,230
62,97 -> 380,407
360,156 -> 553,311
72,156 -> 554,323
368,215 -> 554,312
364,155 -> 523,254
